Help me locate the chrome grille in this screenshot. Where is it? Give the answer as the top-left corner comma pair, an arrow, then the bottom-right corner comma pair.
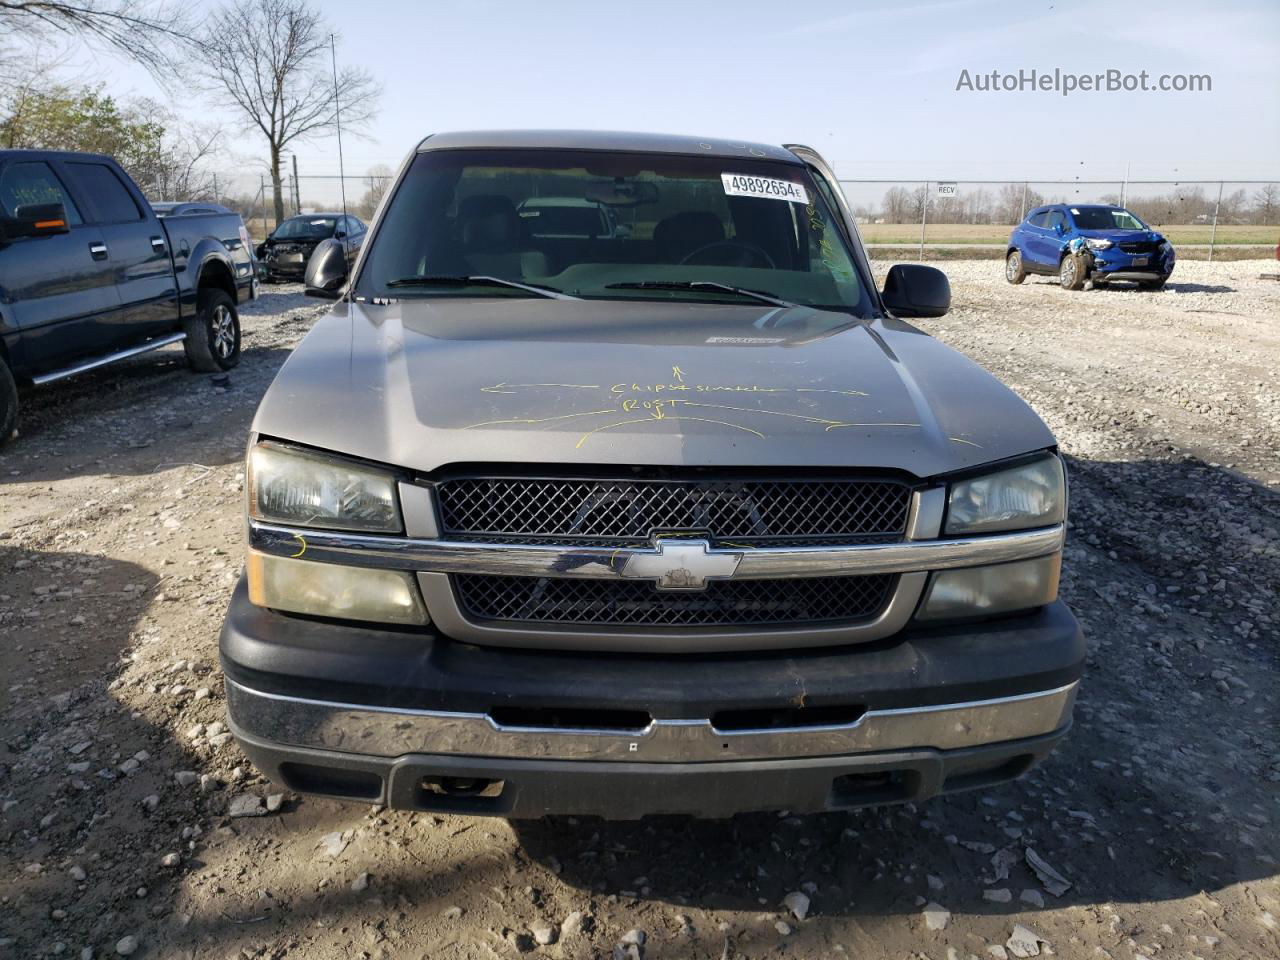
453,573 -> 897,628
435,477 -> 912,547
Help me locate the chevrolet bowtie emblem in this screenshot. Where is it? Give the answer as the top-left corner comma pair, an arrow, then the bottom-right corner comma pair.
621,539 -> 742,591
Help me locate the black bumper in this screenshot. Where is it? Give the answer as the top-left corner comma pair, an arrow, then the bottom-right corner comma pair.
219,580 -> 1085,818
230,723 -> 1069,820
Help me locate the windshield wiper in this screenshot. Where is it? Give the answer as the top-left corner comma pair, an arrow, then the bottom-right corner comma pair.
604,280 -> 796,308
385,275 -> 577,300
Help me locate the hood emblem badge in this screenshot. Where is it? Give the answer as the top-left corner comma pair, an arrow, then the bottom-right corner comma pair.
621,538 -> 742,592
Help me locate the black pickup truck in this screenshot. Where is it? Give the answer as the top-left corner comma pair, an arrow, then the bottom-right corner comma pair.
0,149 -> 257,440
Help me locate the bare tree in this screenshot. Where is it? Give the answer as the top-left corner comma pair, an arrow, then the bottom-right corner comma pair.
1254,183 -> 1278,226
355,163 -> 393,220
0,1 -> 191,75
127,99 -> 225,201
199,0 -> 380,223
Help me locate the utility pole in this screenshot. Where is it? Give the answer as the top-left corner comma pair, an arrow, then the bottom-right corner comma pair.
918,181 -> 928,261
331,33 -> 349,218
1208,181 -> 1223,263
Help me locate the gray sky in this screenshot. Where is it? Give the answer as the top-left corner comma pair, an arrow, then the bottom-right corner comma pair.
94,0 -> 1280,187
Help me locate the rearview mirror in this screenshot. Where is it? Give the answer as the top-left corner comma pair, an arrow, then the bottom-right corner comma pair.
305,238 -> 348,299
584,180 -> 659,207
0,202 -> 71,240
880,263 -> 950,318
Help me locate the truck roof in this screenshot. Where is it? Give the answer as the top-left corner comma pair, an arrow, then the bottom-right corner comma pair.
416,130 -> 801,164
0,148 -> 114,163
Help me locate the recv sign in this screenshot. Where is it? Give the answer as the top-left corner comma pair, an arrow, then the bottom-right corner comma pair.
936,182 -> 958,198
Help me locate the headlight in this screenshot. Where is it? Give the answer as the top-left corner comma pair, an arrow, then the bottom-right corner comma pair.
247,552 -> 427,624
249,442 -> 401,532
1085,238 -> 1112,250
946,455 -> 1065,535
915,554 -> 1060,620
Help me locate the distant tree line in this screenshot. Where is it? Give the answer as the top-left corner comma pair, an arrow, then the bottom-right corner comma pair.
857,183 -> 1280,226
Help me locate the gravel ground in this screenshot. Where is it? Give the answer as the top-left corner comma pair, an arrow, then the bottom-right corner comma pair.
1,264 -> 1277,960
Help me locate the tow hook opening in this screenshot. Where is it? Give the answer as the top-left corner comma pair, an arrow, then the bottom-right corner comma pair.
421,776 -> 505,799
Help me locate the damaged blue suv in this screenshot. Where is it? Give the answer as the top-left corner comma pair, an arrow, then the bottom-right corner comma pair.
1006,203 -> 1175,291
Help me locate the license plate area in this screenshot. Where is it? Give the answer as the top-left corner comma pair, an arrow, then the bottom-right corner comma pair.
1132,256 -> 1149,266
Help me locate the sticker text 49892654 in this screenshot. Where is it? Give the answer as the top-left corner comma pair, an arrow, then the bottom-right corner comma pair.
721,173 -> 810,205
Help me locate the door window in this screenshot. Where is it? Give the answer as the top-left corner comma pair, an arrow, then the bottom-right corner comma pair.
1045,210 -> 1066,231
64,162 -> 143,223
0,161 -> 83,224
1027,210 -> 1049,227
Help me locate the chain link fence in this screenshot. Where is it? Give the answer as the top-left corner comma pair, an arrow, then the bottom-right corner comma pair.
837,179 -> 1279,260
191,168 -> 1278,260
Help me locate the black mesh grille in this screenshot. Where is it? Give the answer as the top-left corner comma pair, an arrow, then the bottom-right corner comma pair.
436,478 -> 912,547
453,574 -> 896,628
1118,241 -> 1160,254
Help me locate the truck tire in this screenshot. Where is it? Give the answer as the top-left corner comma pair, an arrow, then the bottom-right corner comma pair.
184,288 -> 241,372
0,357 -> 17,444
1005,250 -> 1027,284
1059,254 -> 1086,291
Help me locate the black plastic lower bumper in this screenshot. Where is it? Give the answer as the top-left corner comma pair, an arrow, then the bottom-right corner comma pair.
230,720 -> 1069,819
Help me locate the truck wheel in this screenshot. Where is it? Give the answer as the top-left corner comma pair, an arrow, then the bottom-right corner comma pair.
1059,255 -> 1086,291
183,288 -> 241,372
0,357 -> 17,444
1005,250 -> 1027,284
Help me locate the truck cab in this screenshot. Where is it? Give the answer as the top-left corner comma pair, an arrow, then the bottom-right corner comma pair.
0,150 -> 256,439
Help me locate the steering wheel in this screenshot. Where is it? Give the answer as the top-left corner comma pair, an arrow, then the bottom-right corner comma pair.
679,240 -> 776,269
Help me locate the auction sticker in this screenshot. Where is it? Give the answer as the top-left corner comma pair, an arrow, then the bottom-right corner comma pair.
721,173 -> 809,204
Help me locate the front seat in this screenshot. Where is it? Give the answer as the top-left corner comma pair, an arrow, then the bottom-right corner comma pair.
457,195 -> 549,278
653,211 -> 725,263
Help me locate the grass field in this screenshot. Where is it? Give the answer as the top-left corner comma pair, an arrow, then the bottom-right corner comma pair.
859,222 -> 1279,246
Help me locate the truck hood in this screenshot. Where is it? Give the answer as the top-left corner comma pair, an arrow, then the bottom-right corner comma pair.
252,298 -> 1056,479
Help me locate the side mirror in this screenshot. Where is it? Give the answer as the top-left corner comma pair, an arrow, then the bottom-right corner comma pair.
334,229 -> 347,239
881,263 -> 951,319
0,202 -> 71,240
1053,222 -> 1065,236
304,238 -> 348,299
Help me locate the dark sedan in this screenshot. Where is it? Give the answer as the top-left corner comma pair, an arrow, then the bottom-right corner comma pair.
256,212 -> 365,282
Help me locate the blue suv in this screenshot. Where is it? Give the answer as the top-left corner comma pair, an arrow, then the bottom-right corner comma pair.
1006,204 -> 1175,291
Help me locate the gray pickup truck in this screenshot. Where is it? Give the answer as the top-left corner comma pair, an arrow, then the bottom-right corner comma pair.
0,150 -> 256,439
220,131 -> 1083,820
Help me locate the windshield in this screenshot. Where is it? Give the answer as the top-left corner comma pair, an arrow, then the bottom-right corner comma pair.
274,216 -> 337,239
356,149 -> 874,314
1072,207 -> 1146,231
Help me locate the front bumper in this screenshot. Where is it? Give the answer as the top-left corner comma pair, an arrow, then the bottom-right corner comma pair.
1088,245 -> 1175,279
220,581 -> 1084,818
262,260 -> 306,279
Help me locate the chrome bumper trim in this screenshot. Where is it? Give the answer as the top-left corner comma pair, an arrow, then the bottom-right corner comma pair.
226,679 -> 1078,763
247,521 -> 1065,582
